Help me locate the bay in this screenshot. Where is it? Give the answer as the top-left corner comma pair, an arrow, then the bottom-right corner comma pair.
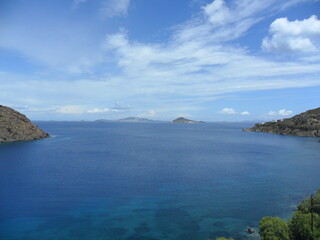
0,122 -> 319,240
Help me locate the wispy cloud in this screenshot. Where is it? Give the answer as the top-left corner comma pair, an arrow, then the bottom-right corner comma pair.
99,0 -> 130,18
101,6 -> 320,103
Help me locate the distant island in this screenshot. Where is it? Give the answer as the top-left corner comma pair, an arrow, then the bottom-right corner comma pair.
0,105 -> 49,143
116,117 -> 155,123
244,107 -> 320,137
172,117 -> 204,123
95,117 -> 160,123
95,119 -> 108,123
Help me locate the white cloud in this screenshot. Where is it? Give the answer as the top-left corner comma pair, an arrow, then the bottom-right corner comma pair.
262,15 -> 320,53
221,108 -> 237,114
269,15 -> 320,36
203,0 -> 232,26
100,0 -> 130,18
267,109 -> 293,116
220,108 -> 250,115
241,111 -> 250,115
278,109 -> 293,116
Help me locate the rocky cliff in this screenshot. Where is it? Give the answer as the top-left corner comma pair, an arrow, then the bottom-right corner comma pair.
244,107 -> 320,137
0,105 -> 49,143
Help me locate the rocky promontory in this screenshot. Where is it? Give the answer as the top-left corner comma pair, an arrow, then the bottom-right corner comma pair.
172,117 -> 204,123
0,105 -> 49,143
244,107 -> 320,137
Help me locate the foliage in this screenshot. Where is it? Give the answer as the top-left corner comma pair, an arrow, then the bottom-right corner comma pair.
258,189 -> 320,240
288,212 -> 313,240
297,191 -> 320,214
259,216 -> 289,240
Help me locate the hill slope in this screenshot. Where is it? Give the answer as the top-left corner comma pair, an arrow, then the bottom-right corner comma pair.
244,107 -> 320,137
0,105 -> 49,143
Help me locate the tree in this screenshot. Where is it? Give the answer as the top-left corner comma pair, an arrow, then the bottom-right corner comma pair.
259,216 -> 289,240
288,211 -> 313,240
297,192 -> 320,214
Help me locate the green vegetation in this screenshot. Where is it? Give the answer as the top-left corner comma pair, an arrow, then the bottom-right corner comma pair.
259,189 -> 320,240
289,212 -> 314,240
259,217 -> 289,240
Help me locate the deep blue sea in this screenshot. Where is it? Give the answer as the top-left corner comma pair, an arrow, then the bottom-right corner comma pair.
0,122 -> 319,240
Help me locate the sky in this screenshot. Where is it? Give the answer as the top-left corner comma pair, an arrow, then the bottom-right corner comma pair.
0,0 -> 320,121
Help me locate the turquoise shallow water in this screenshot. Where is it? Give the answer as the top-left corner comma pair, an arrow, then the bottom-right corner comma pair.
0,122 -> 319,240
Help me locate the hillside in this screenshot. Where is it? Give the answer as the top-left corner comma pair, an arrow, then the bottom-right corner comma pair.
0,105 -> 49,143
244,107 -> 320,137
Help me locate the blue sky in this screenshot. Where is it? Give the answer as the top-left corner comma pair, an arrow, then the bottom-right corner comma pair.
0,0 -> 320,121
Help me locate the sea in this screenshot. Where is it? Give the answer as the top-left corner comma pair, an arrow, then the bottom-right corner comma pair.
0,122 -> 319,240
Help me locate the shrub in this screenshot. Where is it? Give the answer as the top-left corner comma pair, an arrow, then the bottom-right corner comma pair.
259,216 -> 289,240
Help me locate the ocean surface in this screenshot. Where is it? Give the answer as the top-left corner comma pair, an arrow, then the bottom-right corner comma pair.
0,122 -> 319,240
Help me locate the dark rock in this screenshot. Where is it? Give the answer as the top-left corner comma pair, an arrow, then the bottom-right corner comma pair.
244,107 -> 320,137
248,228 -> 255,234
0,105 -> 49,143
